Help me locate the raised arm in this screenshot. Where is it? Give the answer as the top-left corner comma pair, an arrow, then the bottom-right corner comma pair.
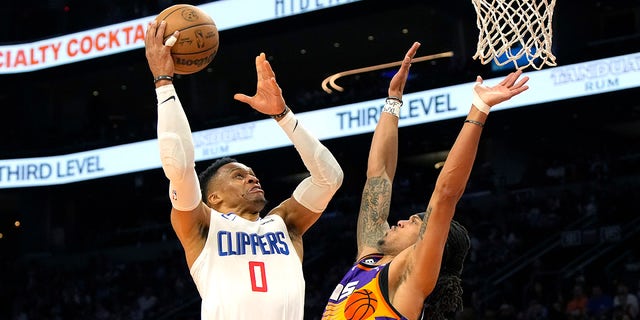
145,21 -> 211,269
396,71 -> 529,316
356,42 -> 421,259
233,53 -> 343,240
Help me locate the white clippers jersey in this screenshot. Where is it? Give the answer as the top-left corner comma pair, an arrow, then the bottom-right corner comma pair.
190,210 -> 305,320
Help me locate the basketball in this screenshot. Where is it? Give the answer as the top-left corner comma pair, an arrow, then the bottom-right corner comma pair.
154,4 -> 219,75
343,289 -> 378,320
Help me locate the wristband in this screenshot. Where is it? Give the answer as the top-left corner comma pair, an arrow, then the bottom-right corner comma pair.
154,75 -> 174,84
386,96 -> 403,105
464,119 -> 485,127
472,84 -> 491,114
270,106 -> 290,119
382,98 -> 402,117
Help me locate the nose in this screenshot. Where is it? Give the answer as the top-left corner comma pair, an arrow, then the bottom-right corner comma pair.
247,174 -> 259,185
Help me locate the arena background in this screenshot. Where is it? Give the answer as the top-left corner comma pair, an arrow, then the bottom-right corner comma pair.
1,0 -> 639,319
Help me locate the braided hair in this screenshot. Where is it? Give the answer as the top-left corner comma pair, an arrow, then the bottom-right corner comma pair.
420,219 -> 470,320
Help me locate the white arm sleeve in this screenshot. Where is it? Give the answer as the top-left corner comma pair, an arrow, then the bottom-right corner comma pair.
156,84 -> 202,211
277,110 -> 343,213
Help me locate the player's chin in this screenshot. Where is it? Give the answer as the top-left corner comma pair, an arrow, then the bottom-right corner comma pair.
243,198 -> 267,213
246,196 -> 267,207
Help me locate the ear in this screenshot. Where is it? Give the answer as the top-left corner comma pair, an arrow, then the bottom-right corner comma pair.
208,192 -> 222,206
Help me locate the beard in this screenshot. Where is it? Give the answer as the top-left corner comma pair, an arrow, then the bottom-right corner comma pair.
376,235 -> 405,256
376,238 -> 387,253
247,197 -> 267,212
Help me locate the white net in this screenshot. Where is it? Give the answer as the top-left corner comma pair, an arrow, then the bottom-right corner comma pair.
472,0 -> 557,70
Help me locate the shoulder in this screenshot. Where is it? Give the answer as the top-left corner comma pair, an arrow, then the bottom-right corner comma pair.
268,197 -> 321,238
171,202 -> 211,227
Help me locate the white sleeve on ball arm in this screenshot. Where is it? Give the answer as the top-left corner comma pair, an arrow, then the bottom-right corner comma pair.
277,110 -> 343,213
156,84 -> 202,211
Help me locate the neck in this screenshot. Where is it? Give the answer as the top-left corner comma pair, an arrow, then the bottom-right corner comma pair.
236,211 -> 261,221
376,255 -> 395,265
212,204 -> 261,221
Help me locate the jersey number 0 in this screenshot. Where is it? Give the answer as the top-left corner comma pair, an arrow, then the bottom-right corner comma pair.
249,261 -> 268,292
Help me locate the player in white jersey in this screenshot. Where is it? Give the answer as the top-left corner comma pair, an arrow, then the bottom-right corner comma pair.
192,210 -> 305,318
144,20 -> 344,319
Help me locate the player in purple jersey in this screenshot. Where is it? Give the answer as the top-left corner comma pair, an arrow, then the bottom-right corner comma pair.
322,42 -> 529,320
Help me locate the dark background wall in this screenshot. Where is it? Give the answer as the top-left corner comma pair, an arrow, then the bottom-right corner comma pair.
1,0 -> 639,319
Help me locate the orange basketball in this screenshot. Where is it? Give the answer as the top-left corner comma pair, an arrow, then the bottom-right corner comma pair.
343,289 -> 378,320
154,4 -> 219,75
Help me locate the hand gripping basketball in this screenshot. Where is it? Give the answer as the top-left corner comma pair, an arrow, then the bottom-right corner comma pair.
164,34 -> 178,47
154,4 -> 219,75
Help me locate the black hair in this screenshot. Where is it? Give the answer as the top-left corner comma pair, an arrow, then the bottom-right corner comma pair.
420,219 -> 470,320
198,157 -> 238,203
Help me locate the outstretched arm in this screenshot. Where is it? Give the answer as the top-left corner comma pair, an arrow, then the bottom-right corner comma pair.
394,70 -> 529,318
234,54 -> 343,239
356,42 -> 421,260
146,20 -> 210,269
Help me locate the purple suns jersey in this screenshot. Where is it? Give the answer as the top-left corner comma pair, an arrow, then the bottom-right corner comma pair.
189,210 -> 305,320
322,254 -> 408,320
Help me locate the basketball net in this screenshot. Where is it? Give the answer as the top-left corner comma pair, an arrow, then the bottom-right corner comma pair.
472,0 -> 557,70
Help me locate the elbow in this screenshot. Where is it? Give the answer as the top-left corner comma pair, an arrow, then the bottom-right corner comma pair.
293,169 -> 343,213
366,164 -> 388,179
316,165 -> 343,194
433,167 -> 468,201
315,148 -> 344,191
332,167 -> 344,190
159,132 -> 194,181
433,180 -> 465,203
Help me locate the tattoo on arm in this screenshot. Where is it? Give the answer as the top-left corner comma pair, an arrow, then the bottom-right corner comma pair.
357,177 -> 392,248
418,206 -> 432,240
